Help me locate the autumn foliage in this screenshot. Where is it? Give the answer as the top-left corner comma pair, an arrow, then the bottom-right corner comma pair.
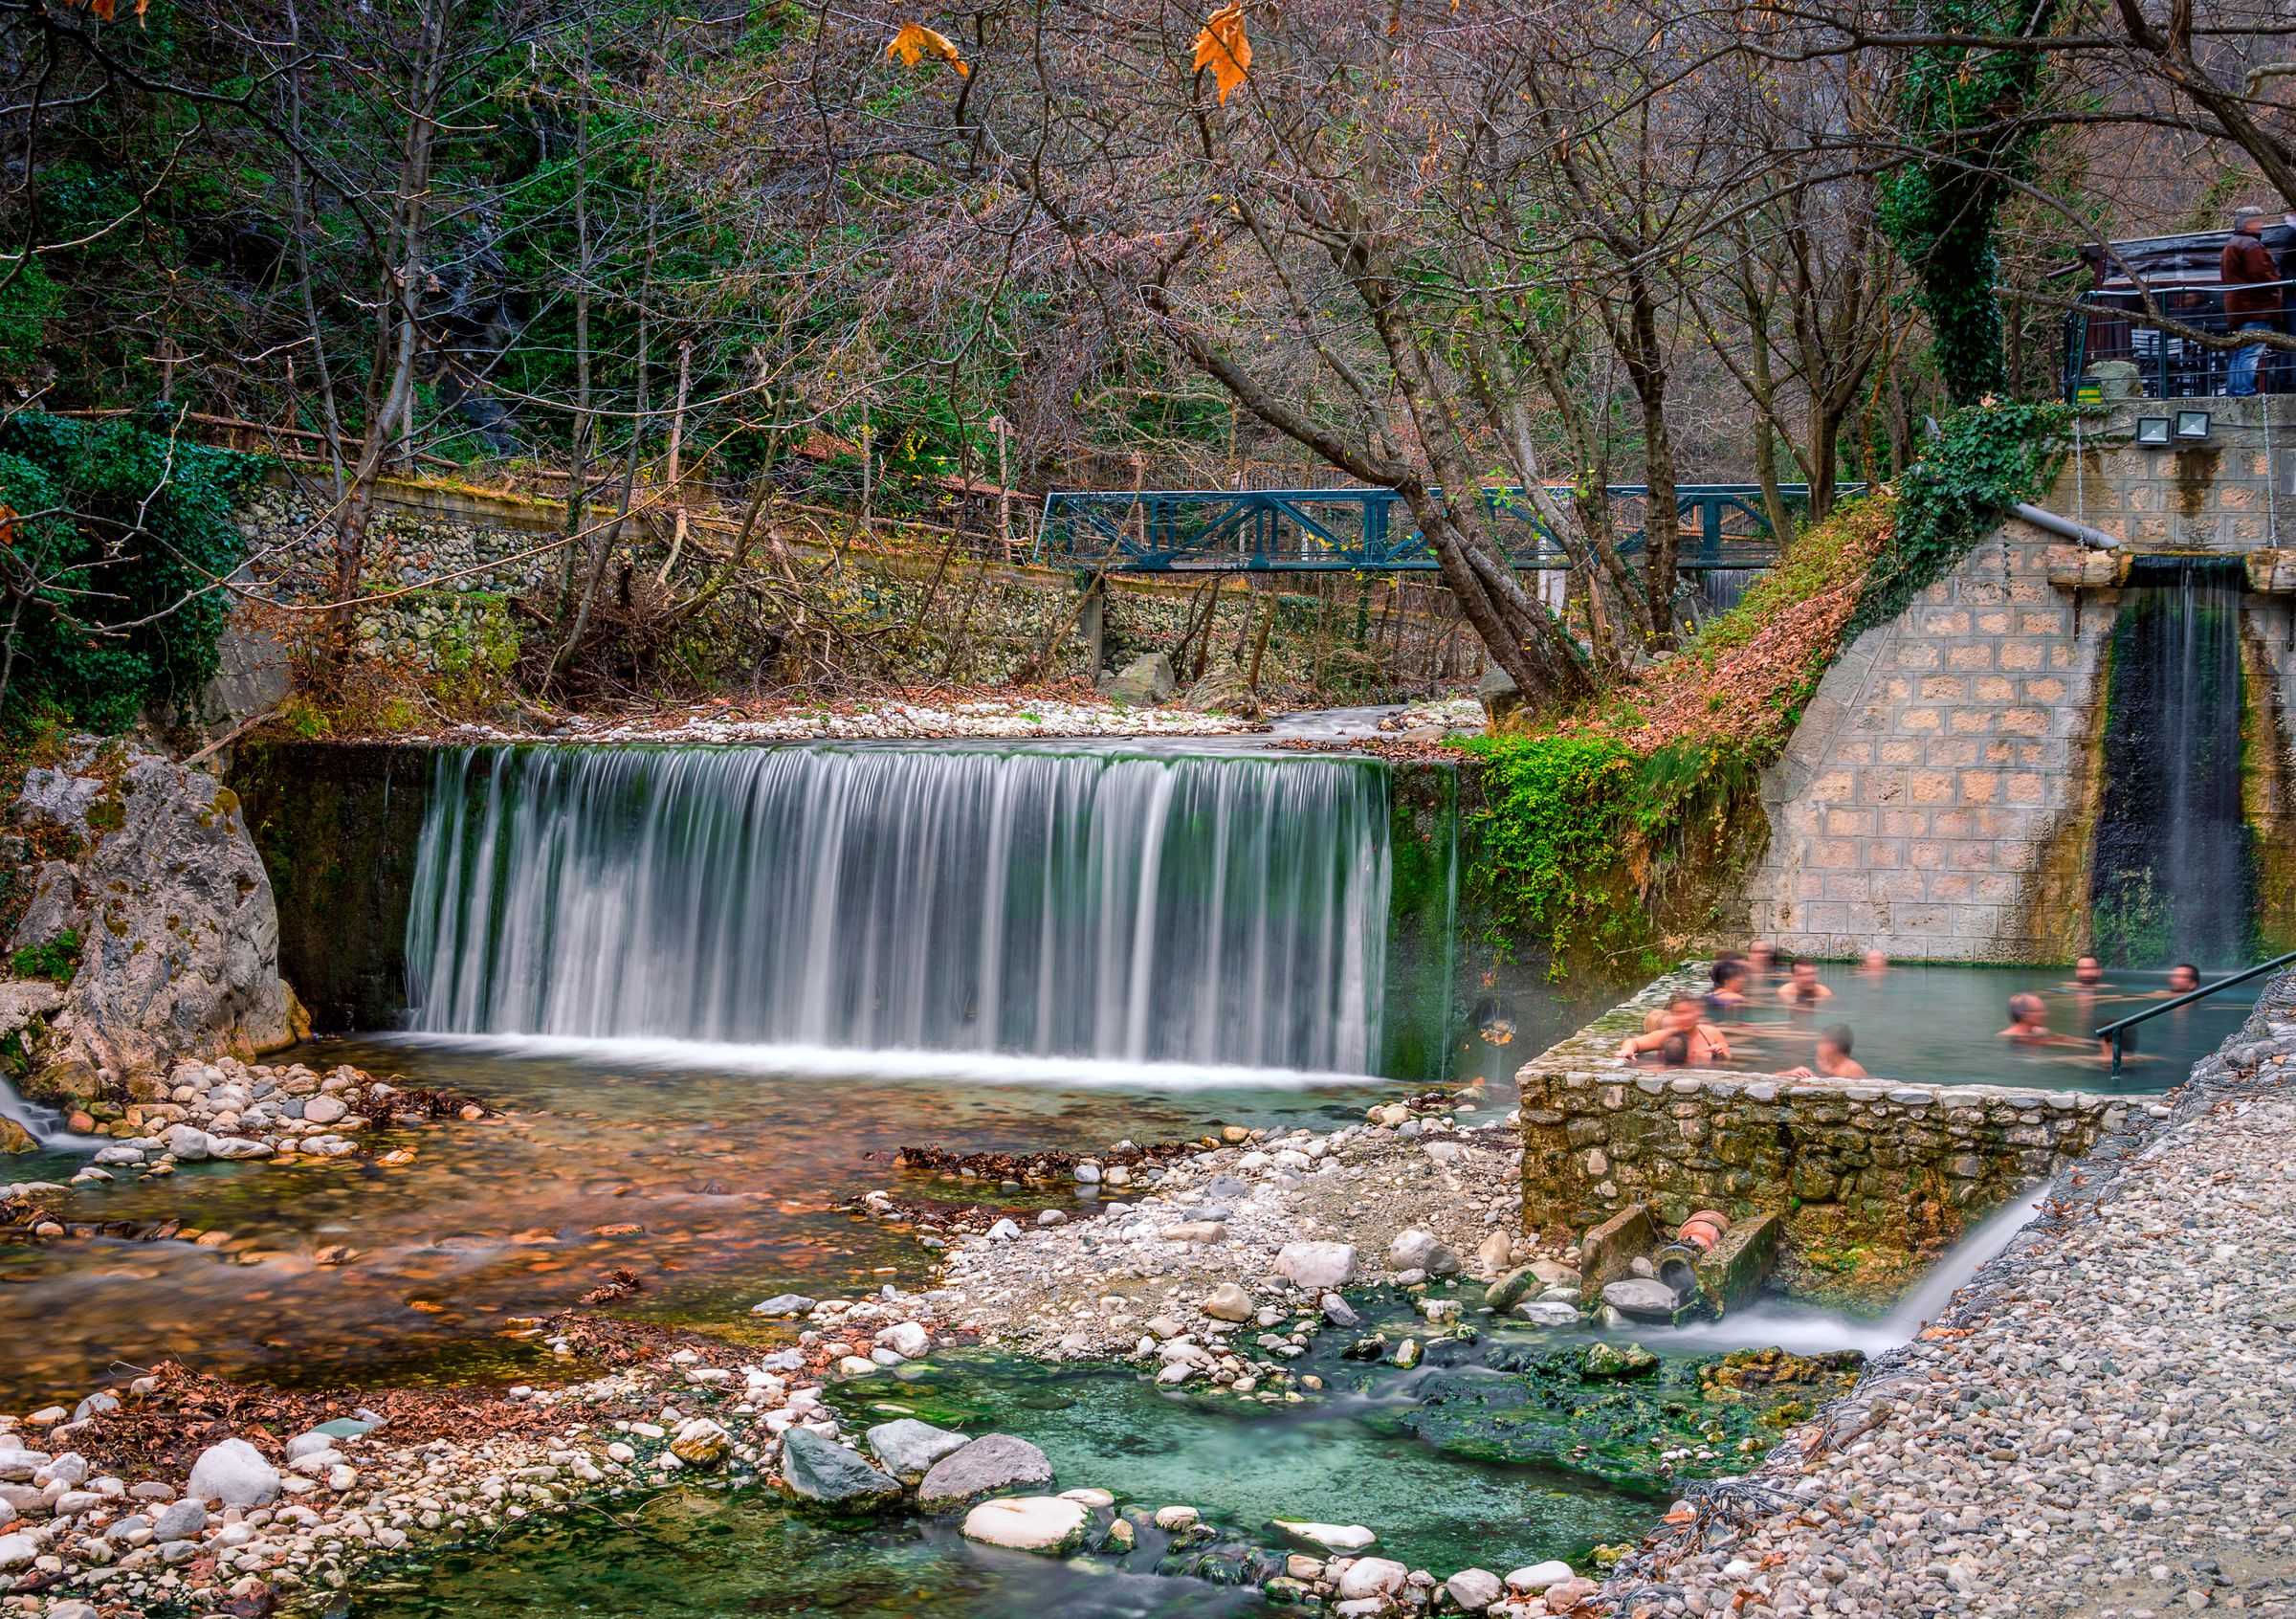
1192,4 -> 1251,103
888,21 -> 968,78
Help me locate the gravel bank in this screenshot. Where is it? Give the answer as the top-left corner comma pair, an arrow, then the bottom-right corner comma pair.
1602,975 -> 2296,1619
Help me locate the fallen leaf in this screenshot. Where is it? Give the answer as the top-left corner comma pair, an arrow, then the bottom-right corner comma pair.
888,21 -> 969,78
1192,3 -> 1251,104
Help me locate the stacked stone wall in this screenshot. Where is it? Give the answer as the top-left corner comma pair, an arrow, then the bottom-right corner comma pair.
224,472 -> 1469,705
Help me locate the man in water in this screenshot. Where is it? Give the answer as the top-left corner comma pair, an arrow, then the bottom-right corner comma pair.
2073,954 -> 2105,987
1786,1024 -> 1868,1079
1618,995 -> 1731,1066
2166,963 -> 2202,995
1777,959 -> 1833,1005
1859,949 -> 1888,978
1998,992 -> 2084,1045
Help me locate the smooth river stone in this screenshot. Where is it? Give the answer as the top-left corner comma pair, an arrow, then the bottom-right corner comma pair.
777,1428 -> 901,1510
865,1419 -> 971,1483
916,1433 -> 1053,1511
960,1496 -> 1089,1553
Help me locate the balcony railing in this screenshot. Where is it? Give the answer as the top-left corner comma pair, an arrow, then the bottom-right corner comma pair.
2063,280 -> 2296,402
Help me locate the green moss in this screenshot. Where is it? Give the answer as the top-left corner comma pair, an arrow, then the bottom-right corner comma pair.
9,928 -> 78,982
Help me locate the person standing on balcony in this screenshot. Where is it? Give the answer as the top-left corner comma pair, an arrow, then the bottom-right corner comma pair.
2220,211 -> 2284,397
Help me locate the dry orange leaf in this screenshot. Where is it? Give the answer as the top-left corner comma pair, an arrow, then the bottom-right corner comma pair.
1193,3 -> 1251,104
0,504 -> 16,549
888,21 -> 969,78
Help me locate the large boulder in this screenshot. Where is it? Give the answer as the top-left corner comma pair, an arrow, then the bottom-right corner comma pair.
17,751 -> 300,1092
776,1427 -> 901,1511
915,1433 -> 1053,1511
1097,653 -> 1177,706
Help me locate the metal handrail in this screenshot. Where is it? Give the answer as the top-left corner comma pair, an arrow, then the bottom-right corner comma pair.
2094,950 -> 2296,1076
2063,278 -> 2296,402
1035,482 -> 1866,574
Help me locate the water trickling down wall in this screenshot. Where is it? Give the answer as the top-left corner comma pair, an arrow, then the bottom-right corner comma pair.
2091,560 -> 2256,967
404,745 -> 1395,1074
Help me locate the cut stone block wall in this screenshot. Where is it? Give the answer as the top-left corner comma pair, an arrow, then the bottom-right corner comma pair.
1738,519 -> 2113,962
2043,393 -> 2296,550
1516,970 -> 2136,1258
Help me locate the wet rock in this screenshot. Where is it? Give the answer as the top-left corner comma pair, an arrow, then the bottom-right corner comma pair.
670,1417 -> 731,1467
1599,1278 -> 1684,1322
1202,1283 -> 1254,1321
1272,1519 -> 1375,1552
961,1495 -> 1090,1553
750,1293 -> 816,1318
874,1321 -> 930,1359
916,1433 -> 1053,1510
1276,1241 -> 1358,1290
1513,1300 -> 1581,1327
1580,1341 -> 1659,1379
0,1532 -> 35,1570
1320,1293 -> 1359,1327
1484,1266 -> 1539,1313
865,1419 -> 971,1484
188,1438 -> 280,1507
303,1095 -> 348,1126
777,1427 -> 901,1511
1448,1567 -> 1505,1608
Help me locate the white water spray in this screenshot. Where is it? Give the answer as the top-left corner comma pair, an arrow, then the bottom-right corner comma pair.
1657,1184 -> 2049,1356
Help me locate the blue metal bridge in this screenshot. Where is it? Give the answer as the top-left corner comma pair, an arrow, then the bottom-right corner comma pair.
1036,483 -> 1847,574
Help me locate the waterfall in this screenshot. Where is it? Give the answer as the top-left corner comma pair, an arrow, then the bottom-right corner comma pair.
404,745 -> 1393,1074
0,1076 -> 97,1151
2091,559 -> 2255,968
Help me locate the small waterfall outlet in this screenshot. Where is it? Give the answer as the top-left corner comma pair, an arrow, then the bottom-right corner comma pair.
405,745 -> 1394,1074
2091,558 -> 2255,968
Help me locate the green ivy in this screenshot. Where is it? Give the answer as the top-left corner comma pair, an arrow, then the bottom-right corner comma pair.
1878,0 -> 2064,407
1849,399 -> 2067,639
0,407 -> 263,732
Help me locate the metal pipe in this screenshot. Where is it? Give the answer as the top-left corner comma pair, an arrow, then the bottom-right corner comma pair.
2013,501 -> 2121,550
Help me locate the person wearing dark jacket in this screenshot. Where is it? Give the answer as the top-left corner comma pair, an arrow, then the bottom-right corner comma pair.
2221,215 -> 2284,396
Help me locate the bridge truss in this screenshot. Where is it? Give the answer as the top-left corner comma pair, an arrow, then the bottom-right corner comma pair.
1035,484 -> 1848,574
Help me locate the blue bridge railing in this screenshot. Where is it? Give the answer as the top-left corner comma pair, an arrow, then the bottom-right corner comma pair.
1034,483 -> 1849,573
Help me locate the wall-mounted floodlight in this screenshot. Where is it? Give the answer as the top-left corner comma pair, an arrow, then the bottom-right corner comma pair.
2134,416 -> 2173,447
2175,410 -> 2213,440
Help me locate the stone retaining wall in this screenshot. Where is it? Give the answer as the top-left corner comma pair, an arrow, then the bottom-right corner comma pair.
1517,969 -> 2138,1276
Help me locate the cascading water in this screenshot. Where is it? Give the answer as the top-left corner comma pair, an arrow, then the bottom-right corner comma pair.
405,745 -> 1392,1074
0,1076 -> 97,1151
2091,558 -> 2256,968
